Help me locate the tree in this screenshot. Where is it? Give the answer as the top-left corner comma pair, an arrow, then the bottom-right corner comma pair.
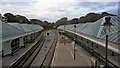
85,13 -> 101,22
101,12 -> 116,17
55,17 -> 68,28
78,12 -> 115,23
15,15 -> 31,24
70,18 -> 79,24
31,19 -> 54,29
3,13 -> 30,24
4,13 -> 16,22
79,16 -> 86,23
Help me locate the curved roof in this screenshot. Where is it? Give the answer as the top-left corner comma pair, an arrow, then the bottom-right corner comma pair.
0,21 -> 43,42
8,23 -> 43,33
80,18 -> 103,36
97,16 -> 120,44
58,16 -> 120,44
2,22 -> 24,39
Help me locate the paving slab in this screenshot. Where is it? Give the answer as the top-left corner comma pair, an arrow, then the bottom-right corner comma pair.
51,34 -> 91,67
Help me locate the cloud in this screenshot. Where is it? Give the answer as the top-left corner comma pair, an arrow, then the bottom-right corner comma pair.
1,0 -> 119,2
1,0 -> 119,22
1,0 -> 36,2
79,0 -> 119,2
0,2 -> 2,13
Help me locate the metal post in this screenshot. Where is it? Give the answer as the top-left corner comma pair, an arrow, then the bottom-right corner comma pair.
91,42 -> 94,56
102,17 -> 112,68
74,40 -> 75,60
64,25 -> 65,46
74,25 -> 76,60
105,35 -> 108,68
95,60 -> 97,68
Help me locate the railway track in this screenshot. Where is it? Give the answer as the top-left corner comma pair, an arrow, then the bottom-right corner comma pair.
40,31 -> 58,68
9,32 -> 45,68
9,31 -> 58,68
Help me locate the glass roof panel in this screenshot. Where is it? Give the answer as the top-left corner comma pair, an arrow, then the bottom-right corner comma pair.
19,24 -> 33,32
58,16 -> 120,44
2,22 -> 24,39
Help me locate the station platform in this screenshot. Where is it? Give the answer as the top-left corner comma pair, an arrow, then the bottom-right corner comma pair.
51,34 -> 91,67
65,30 -> 119,66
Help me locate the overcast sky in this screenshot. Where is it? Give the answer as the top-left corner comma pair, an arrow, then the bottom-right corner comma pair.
0,0 -> 119,22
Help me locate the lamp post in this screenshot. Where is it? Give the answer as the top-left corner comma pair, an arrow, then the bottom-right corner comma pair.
0,14 -> 2,20
102,17 -> 112,68
64,24 -> 66,45
73,25 -> 76,60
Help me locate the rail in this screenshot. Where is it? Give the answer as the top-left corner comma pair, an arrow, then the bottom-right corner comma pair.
9,32 -> 46,68
40,31 -> 58,68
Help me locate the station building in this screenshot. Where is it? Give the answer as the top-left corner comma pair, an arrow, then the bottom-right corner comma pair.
0,20 -> 43,56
